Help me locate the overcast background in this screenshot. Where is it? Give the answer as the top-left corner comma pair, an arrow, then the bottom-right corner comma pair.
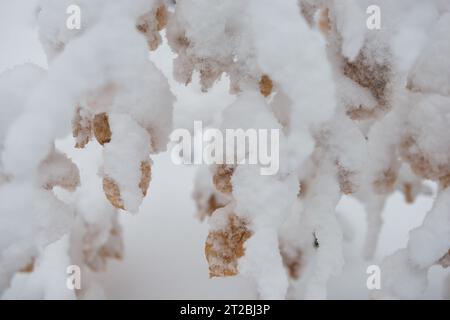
0,0 -> 447,299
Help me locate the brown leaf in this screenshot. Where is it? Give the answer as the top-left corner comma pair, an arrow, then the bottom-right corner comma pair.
93,113 -> 112,145
438,249 -> 450,268
103,177 -> 124,210
205,213 -> 252,277
19,258 -> 35,273
213,165 -> 234,194
259,74 -> 273,97
139,160 -> 152,196
72,106 -> 92,149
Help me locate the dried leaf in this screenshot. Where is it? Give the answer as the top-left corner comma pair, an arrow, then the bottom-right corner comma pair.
139,160 -> 152,196
213,165 -> 234,194
259,74 -> 273,97
103,177 -> 124,210
205,214 -> 252,277
93,113 -> 112,145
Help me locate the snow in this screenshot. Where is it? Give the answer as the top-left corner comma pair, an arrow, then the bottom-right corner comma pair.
408,188 -> 450,269
0,0 -> 449,300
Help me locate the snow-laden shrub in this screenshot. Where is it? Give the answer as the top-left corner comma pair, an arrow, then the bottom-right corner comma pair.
0,0 -> 448,299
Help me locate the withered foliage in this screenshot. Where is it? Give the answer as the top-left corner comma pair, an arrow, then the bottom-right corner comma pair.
343,51 -> 392,120
194,193 -> 226,221
205,213 -> 252,277
93,112 -> 112,145
213,165 -> 235,194
139,160 -> 152,197
373,167 -> 398,194
83,223 -> 124,272
336,162 -> 356,195
438,249 -> 450,268
72,106 -> 93,149
400,136 -> 450,188
280,247 -> 303,280
19,258 -> 35,273
137,4 -> 168,51
103,177 -> 124,210
403,183 -> 414,204
259,74 -> 273,97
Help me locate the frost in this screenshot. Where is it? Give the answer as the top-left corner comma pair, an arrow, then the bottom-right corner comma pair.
1,0 -> 449,300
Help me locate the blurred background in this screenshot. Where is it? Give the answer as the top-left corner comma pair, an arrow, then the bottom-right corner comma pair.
0,0 -> 447,299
